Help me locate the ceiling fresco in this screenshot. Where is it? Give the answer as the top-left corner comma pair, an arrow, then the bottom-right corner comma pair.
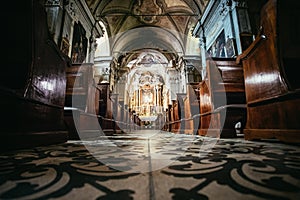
85,0 -> 210,56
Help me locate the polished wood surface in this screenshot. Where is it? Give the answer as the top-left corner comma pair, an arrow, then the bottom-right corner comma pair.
187,83 -> 201,134
199,58 -> 246,138
237,0 -> 300,143
170,100 -> 180,133
64,63 -> 100,138
65,63 -> 94,107
199,80 -> 212,135
0,1 -> 68,150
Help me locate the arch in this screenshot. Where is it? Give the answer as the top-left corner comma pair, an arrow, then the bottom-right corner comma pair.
111,26 -> 185,57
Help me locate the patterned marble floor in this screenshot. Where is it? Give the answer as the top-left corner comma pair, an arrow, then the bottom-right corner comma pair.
0,130 -> 300,200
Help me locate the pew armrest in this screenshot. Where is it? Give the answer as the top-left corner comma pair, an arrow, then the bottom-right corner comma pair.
236,34 -> 267,64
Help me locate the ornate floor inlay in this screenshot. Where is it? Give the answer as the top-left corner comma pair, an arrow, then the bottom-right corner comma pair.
0,131 -> 299,200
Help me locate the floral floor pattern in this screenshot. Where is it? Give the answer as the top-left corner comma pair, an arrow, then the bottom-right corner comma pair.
0,131 -> 300,200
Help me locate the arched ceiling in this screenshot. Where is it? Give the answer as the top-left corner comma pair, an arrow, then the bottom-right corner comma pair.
86,0 -> 209,95
86,0 -> 210,56
111,26 -> 184,57
86,0 -> 209,36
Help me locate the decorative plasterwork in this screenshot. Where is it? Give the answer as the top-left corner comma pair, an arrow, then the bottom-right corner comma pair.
65,0 -> 77,18
85,0 -> 208,53
133,0 -> 163,24
45,0 -> 62,7
139,72 -> 164,87
124,50 -> 169,96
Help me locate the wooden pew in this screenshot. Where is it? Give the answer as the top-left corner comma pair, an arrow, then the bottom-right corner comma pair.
0,1 -> 68,150
64,63 -> 101,139
94,82 -> 114,133
170,100 -> 180,133
165,105 -> 172,132
199,58 -> 247,138
184,83 -> 201,134
236,0 -> 300,143
199,79 -> 213,136
97,86 -> 129,134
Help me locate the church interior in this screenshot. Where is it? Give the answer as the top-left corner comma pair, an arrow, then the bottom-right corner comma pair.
1,0 -> 300,199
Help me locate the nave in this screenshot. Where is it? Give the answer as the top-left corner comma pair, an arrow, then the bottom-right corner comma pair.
1,0 -> 300,199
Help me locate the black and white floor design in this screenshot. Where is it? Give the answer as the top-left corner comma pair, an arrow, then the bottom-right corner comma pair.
0,131 -> 299,200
